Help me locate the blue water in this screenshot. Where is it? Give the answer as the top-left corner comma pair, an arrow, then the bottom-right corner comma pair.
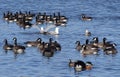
0,0 -> 120,77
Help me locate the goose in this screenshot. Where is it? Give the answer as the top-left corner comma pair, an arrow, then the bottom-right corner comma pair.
81,14 -> 92,21
48,38 -> 54,44
41,38 -> 57,52
35,16 -> 44,25
69,59 -> 75,67
17,18 -> 33,29
3,12 -> 15,23
53,41 -> 61,51
46,38 -> 55,48
85,61 -> 93,70
75,41 -> 82,51
92,37 -> 115,50
45,15 -> 54,24
47,40 -> 61,51
54,19 -> 63,26
22,21 -> 33,29
85,39 -> 98,49
104,47 -> 117,55
92,37 -> 106,48
3,39 -> 13,51
102,42 -> 116,51
74,60 -> 93,72
69,59 -> 93,72
92,37 -> 99,46
42,43 -> 54,58
25,11 -> 35,20
3,12 -> 9,21
7,14 -> 15,23
103,43 -> 117,55
38,42 -> 46,52
80,44 -> 99,56
24,38 -> 42,47
84,39 -> 99,50
12,37 -> 26,54
49,43 -> 57,52
57,12 -> 68,23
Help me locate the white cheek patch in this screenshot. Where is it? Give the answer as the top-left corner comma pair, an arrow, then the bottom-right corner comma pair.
93,51 -> 97,54
27,44 -> 32,47
75,65 -> 82,72
86,63 -> 91,66
7,47 -> 12,50
17,49 -> 24,54
107,51 -> 113,54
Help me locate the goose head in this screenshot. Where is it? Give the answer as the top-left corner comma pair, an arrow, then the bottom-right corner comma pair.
13,37 -> 17,46
92,37 -> 99,43
74,60 -> 86,72
103,37 -> 107,44
75,41 -> 81,46
86,61 -> 93,70
69,59 -> 75,67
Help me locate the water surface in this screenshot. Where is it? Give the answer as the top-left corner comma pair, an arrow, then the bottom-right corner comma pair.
0,0 -> 120,77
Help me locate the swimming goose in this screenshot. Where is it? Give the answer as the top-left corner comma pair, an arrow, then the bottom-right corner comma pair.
81,14 -> 92,21
35,16 -> 44,25
74,60 -> 93,72
17,18 -> 33,29
85,61 -> 93,70
3,12 -> 9,21
45,15 -> 54,24
24,38 -> 42,47
53,41 -> 61,51
43,38 -> 61,51
12,37 -> 26,54
103,43 -> 117,55
48,38 -> 54,44
38,42 -> 46,52
25,11 -> 35,21
92,37 -> 115,50
69,59 -> 93,71
3,12 -> 15,23
58,12 -> 68,22
85,39 -> 99,50
42,43 -> 54,58
75,41 -> 82,51
69,59 -> 76,67
3,39 -> 13,52
81,44 -> 99,56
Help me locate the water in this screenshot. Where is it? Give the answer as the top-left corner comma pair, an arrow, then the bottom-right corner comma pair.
0,0 -> 120,77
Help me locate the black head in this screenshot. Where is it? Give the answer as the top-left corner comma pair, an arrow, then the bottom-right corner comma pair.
74,60 -> 86,71
13,37 -> 17,41
86,61 -> 93,65
93,37 -> 99,43
75,41 -> 80,44
37,38 -> 42,41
